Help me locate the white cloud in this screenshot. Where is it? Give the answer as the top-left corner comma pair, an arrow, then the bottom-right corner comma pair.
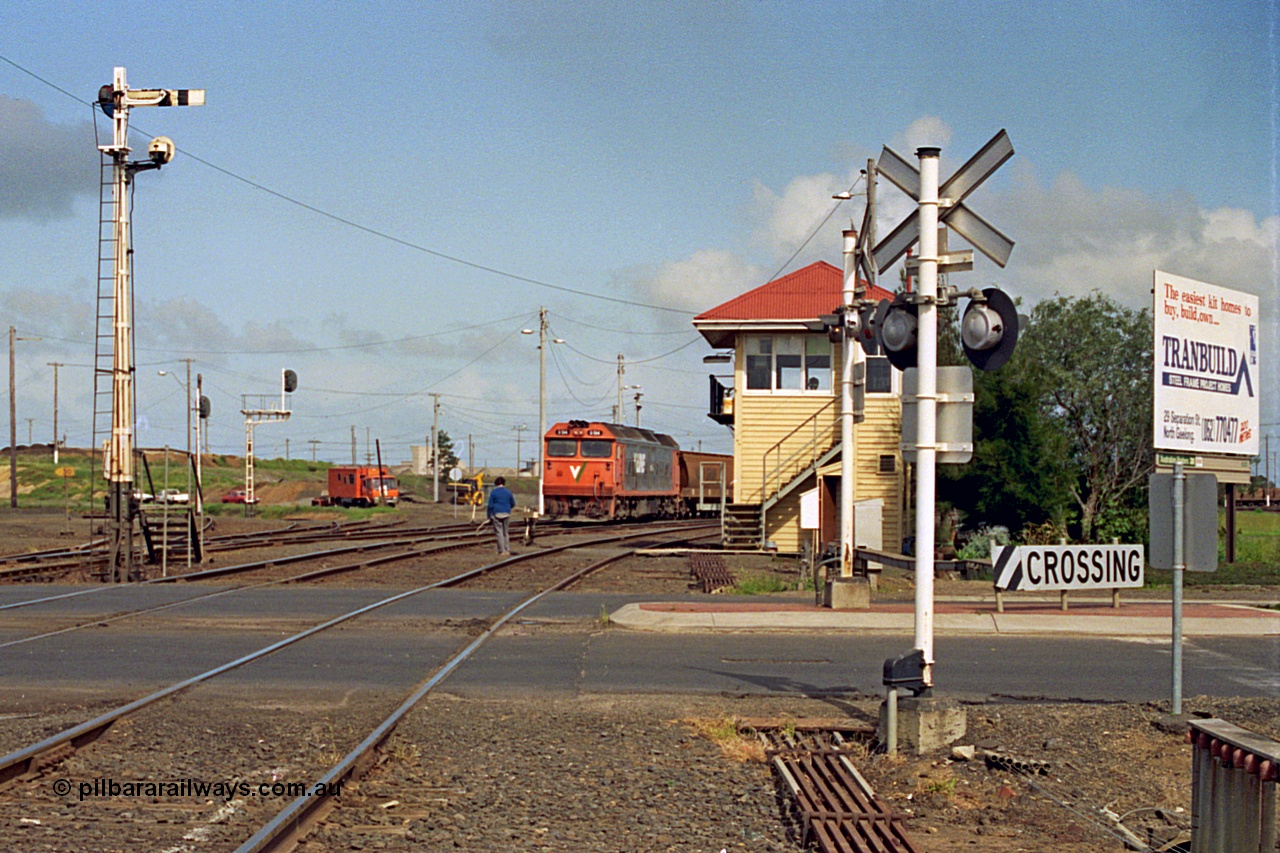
629,249 -> 764,315
898,116 -> 953,155
983,162 -> 1279,312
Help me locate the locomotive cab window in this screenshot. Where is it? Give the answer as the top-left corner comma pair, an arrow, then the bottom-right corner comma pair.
546,439 -> 577,457
745,334 -> 831,393
580,439 -> 612,458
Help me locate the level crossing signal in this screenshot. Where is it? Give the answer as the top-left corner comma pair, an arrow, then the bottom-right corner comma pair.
867,129 -> 1020,372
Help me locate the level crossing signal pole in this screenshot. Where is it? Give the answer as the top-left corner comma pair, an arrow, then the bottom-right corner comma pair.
868,131 -> 1017,699
96,67 -> 203,582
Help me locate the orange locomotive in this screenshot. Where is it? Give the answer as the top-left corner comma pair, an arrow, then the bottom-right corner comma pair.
542,421 -> 731,520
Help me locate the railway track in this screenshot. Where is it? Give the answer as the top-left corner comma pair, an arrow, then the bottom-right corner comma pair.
0,522 -> 711,773
0,513 -> 671,584
0,519 -> 701,649
0,523 -> 715,850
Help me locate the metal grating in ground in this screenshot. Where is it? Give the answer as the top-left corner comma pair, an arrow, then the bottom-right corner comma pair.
688,553 -> 735,593
763,729 -> 920,853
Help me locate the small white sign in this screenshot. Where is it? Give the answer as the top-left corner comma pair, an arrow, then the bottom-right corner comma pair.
1153,271 -> 1259,456
993,545 -> 1145,592
799,488 -> 820,530
449,467 -> 463,482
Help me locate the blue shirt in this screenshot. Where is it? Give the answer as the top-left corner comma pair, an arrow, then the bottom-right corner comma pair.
487,486 -> 516,516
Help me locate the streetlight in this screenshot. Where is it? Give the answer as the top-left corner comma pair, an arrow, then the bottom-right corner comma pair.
157,369 -> 193,459
621,384 -> 642,427
522,308 -> 565,516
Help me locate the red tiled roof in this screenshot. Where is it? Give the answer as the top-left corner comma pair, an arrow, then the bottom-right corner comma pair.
693,261 -> 895,322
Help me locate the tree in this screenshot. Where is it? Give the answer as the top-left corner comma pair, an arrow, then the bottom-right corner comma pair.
939,350 -> 1074,536
1017,293 -> 1153,542
433,429 -> 460,471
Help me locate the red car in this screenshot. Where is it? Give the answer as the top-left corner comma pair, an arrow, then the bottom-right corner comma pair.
221,488 -> 248,504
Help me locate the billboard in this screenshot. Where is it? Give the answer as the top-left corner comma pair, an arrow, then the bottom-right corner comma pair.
1153,271 -> 1259,456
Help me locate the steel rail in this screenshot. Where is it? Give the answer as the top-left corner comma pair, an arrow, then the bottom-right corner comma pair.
0,534 -> 496,650
0,522 -> 711,788
0,528 -> 489,612
233,525 -> 715,853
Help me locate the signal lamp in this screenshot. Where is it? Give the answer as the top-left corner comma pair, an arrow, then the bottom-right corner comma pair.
961,287 -> 1019,371
876,296 -> 919,371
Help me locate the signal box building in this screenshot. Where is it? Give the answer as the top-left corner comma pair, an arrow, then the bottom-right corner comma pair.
693,260 -> 903,554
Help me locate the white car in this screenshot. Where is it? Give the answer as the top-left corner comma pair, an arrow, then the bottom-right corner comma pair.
156,489 -> 190,505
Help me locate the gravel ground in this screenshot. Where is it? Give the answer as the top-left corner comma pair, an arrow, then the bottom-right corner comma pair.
2,508 -> 1278,851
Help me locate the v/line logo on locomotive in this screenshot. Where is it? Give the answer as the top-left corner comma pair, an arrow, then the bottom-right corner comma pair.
542,420 -> 732,520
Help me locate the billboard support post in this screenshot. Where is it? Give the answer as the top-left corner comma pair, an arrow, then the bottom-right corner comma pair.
1171,463 -> 1185,716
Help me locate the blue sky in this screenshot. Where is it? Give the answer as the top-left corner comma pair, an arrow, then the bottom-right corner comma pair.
1,1 -> 1276,470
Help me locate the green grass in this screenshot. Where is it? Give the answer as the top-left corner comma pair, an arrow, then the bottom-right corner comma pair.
1146,508 -> 1280,587
731,573 -> 798,595
4,448 -> 332,512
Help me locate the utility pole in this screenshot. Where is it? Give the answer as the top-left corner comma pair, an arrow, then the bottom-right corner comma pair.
365,426 -> 372,465
10,327 -> 41,508
840,230 -> 859,579
195,372 -> 205,560
8,326 -> 15,509
308,439 -> 320,462
633,391 -> 643,427
48,362 -> 63,464
350,425 -> 357,465
536,308 -> 547,515
180,357 -> 193,460
513,424 -> 527,475
285,437 -> 290,460
26,418 -> 34,445
468,433 -> 474,473
429,393 -> 441,503
615,354 -> 625,422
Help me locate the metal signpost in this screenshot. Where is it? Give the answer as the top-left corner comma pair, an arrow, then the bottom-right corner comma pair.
1152,271 -> 1259,715
873,131 -> 1015,693
241,370 -> 296,517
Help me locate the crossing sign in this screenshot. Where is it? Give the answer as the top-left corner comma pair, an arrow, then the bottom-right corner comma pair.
993,544 -> 1145,592
873,129 -> 1016,271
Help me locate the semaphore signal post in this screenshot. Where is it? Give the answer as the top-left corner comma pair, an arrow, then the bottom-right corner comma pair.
95,67 -> 204,582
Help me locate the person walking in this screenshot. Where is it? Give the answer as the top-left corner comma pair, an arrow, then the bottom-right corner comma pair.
487,476 -> 516,555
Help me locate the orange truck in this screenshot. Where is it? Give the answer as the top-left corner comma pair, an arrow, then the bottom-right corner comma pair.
312,466 -> 399,508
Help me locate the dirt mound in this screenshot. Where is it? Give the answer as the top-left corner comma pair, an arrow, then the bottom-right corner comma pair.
254,480 -> 321,504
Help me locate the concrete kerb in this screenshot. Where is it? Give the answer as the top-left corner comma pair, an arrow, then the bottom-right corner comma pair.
608,602 -> 1280,636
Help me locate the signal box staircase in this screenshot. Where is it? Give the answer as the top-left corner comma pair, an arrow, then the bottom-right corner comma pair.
723,400 -> 841,550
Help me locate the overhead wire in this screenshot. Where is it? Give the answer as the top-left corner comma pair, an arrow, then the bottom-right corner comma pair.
0,55 -> 695,318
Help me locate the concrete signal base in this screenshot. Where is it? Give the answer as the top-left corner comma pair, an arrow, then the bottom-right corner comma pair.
825,576 -> 871,610
877,695 -> 967,756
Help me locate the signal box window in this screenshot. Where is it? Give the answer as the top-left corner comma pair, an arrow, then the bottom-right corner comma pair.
745,335 -> 831,393
866,356 -> 893,394
580,439 -> 612,458
547,439 -> 577,457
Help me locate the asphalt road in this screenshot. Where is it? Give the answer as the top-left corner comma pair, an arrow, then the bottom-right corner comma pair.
1,586 -> 1275,704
